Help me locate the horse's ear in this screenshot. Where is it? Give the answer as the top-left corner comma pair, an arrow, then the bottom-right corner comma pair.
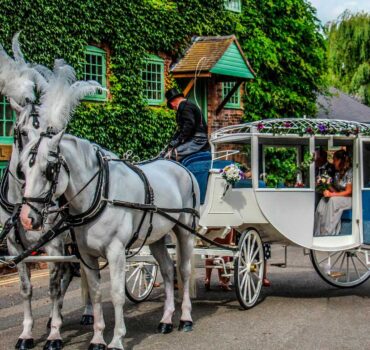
48,130 -> 64,150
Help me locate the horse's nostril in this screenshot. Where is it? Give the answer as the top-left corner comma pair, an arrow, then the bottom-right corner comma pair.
28,212 -> 42,230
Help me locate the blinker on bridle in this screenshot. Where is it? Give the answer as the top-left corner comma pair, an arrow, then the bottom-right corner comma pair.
21,127 -> 70,219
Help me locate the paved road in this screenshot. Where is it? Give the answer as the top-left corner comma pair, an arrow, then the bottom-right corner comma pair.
1,246 -> 370,350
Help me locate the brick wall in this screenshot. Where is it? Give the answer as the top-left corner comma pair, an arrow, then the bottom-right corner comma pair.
206,77 -> 244,135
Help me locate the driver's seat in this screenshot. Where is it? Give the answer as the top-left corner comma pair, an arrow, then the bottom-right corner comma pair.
181,152 -> 212,204
182,152 -> 233,204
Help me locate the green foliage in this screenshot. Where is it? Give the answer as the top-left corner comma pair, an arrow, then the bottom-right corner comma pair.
326,12 -> 370,105
0,0 -> 327,158
264,147 -> 297,187
264,147 -> 312,187
233,0 -> 327,121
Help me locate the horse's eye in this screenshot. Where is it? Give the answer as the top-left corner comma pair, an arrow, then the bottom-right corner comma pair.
16,164 -> 25,180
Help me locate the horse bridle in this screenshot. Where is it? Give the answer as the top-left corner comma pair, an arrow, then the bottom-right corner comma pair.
21,128 -> 70,219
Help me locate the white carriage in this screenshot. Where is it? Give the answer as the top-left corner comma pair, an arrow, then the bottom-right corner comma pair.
128,118 -> 370,309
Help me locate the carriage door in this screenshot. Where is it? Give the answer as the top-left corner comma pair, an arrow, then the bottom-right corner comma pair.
361,139 -> 370,244
253,136 -> 315,247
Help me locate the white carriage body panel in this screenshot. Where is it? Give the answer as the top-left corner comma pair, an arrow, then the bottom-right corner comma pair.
199,172 -> 268,227
254,189 -> 315,248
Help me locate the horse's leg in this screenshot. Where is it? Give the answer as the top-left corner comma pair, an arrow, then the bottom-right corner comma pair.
44,260 -> 64,349
149,236 -> 175,334
80,266 -> 94,325
16,262 -> 35,349
8,240 -> 35,349
173,223 -> 194,332
80,255 -> 107,348
106,243 -> 126,349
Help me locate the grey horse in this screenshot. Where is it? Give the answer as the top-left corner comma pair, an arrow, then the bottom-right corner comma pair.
18,130 -> 198,349
0,36 -> 94,349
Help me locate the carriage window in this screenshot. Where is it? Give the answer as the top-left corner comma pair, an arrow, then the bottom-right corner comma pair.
213,141 -> 252,187
363,142 -> 370,188
259,138 -> 311,188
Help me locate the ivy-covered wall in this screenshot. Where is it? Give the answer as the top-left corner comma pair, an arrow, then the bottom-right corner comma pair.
0,0 -> 326,159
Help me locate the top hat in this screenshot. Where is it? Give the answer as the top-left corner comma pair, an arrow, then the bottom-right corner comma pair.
165,88 -> 184,108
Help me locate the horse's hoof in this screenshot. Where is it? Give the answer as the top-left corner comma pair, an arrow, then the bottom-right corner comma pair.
80,314 -> 94,325
157,322 -> 173,334
88,344 -> 106,350
43,339 -> 63,350
178,320 -> 193,332
15,338 -> 34,350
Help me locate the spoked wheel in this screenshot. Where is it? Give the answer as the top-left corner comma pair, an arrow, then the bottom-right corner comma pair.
234,229 -> 264,309
125,261 -> 158,303
310,249 -> 370,288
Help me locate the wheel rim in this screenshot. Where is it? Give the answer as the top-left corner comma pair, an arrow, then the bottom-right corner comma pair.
311,249 -> 370,287
236,230 -> 264,308
125,262 -> 158,301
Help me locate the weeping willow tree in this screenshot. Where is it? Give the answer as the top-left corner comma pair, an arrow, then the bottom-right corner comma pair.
326,11 -> 370,105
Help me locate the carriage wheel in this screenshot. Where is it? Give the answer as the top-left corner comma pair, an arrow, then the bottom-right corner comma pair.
310,249 -> 370,288
125,261 -> 158,303
234,229 -> 264,309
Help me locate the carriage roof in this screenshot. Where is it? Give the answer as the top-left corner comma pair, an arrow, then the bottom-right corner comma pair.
211,118 -> 370,143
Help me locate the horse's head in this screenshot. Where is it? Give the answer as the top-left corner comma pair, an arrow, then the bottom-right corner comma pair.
19,129 -> 69,230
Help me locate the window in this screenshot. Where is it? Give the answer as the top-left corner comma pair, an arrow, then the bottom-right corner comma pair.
142,55 -> 164,105
0,95 -> 15,144
0,162 -> 8,178
83,45 -> 107,101
222,82 -> 241,109
214,141 -> 254,188
259,138 -> 311,188
224,0 -> 241,13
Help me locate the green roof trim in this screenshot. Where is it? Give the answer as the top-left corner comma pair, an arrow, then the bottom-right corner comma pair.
210,42 -> 254,79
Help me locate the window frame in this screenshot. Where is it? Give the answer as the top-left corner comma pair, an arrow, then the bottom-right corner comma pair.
224,0 -> 242,13
83,45 -> 107,102
142,54 -> 165,106
222,82 -> 241,109
0,95 -> 15,144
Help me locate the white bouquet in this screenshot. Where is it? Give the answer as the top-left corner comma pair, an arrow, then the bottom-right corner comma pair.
220,163 -> 245,196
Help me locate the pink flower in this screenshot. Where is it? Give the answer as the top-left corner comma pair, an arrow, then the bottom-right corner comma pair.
257,122 -> 264,131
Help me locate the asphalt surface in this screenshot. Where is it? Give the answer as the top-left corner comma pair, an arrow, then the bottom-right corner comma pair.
1,246 -> 370,350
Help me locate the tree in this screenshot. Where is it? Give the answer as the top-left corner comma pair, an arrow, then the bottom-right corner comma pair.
326,11 -> 370,105
233,0 -> 327,120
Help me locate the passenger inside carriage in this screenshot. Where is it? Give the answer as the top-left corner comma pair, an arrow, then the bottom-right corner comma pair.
314,148 -> 336,206
314,150 -> 353,236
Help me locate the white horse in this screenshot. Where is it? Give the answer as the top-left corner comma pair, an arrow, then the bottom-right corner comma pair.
0,36 -> 94,349
18,131 -> 198,350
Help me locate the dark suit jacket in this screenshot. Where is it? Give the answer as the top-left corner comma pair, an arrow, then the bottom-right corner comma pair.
170,100 -> 208,148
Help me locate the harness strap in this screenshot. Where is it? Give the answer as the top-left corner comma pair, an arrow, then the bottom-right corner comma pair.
11,218 -> 70,265
121,160 -> 154,255
0,204 -> 22,246
0,167 -> 16,214
65,148 -> 109,227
